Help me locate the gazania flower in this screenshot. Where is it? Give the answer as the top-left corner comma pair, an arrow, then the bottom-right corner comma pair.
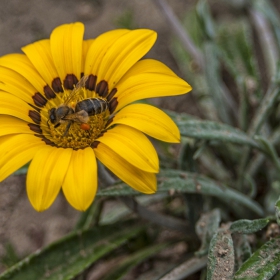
0,22 -> 191,211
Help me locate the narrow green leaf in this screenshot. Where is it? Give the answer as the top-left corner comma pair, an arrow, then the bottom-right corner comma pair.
254,0 -> 280,49
1,243 -> 21,268
218,19 -> 259,79
164,109 -> 196,123
251,1 -> 279,77
196,209 -> 221,256
238,70 -> 280,184
0,221 -> 144,280
75,198 -> 104,230
102,243 -> 170,280
264,182 -> 280,214
204,42 -> 233,124
248,83 -> 280,137
207,228 -> 235,280
234,237 -> 280,280
254,136 -> 280,172
275,196 -> 280,226
196,0 -> 216,40
198,149 -> 231,181
97,170 -> 264,216
178,142 -> 197,172
230,218 -> 270,234
175,118 -> 261,150
217,18 -> 260,132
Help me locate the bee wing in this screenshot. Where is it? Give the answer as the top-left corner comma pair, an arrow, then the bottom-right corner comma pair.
64,75 -> 89,105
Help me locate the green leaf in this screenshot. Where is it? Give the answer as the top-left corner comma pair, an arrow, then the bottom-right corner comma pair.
164,109 -> 196,123
114,9 -> 137,29
234,237 -> 280,280
1,243 -> 21,269
75,198 -> 104,230
207,228 -> 235,280
174,118 -> 261,150
254,0 -> 280,49
254,135 -> 280,172
102,243 -> 170,280
195,209 -> 221,256
196,0 -> 216,40
252,1 -> 279,77
204,42 -> 233,125
0,221 -> 144,280
178,142 -> 197,172
97,170 -> 264,216
275,196 -> 280,226
230,218 -> 271,234
248,82 -> 280,137
217,19 -> 259,79
196,148 -> 231,181
264,182 -> 280,214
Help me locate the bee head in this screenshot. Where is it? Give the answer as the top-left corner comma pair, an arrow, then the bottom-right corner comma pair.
48,108 -> 57,124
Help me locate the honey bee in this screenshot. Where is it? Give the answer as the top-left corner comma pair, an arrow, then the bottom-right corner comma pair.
48,75 -> 108,136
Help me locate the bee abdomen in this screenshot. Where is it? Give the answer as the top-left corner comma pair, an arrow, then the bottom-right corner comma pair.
75,98 -> 108,116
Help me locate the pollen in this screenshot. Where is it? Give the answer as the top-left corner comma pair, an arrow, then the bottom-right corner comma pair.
47,113 -> 107,149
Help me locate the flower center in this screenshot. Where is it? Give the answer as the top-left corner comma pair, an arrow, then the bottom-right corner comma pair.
47,112 -> 108,149
29,75 -> 118,149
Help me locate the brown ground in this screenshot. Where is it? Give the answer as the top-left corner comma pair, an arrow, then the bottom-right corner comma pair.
0,0 -> 193,277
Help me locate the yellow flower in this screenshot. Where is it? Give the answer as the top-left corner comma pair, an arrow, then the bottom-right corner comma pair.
0,22 -> 191,211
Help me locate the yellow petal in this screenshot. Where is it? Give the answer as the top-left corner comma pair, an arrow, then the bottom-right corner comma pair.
22,39 -> 60,92
0,115 -> 33,137
27,146 -> 72,212
96,29 -> 157,90
110,104 -> 180,143
0,66 -> 35,104
82,39 -> 94,71
84,29 -> 130,77
50,22 -> 84,85
83,39 -> 94,59
114,62 -> 192,110
0,134 -> 45,181
0,135 -> 11,145
0,54 -> 47,94
118,59 -> 177,77
95,142 -> 156,194
62,147 -> 97,211
98,124 -> 158,172
0,92 -> 34,122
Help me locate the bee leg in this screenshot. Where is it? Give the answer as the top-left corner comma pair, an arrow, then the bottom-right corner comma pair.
63,121 -> 72,137
76,110 -> 89,123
